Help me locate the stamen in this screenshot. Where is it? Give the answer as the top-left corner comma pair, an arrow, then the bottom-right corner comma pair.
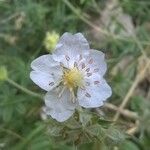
58,87 -> 66,98
80,86 -> 86,90
71,93 -> 76,103
86,68 -> 90,72
93,68 -> 99,73
85,82 -> 90,86
85,92 -> 91,98
63,67 -> 84,90
63,81 -> 67,85
60,62 -> 64,67
79,54 -> 82,61
81,63 -> 85,69
94,81 -> 100,85
49,82 -> 54,86
74,62 -> 78,68
69,88 -> 76,103
87,73 -> 92,77
88,58 -> 93,64
65,55 -> 70,61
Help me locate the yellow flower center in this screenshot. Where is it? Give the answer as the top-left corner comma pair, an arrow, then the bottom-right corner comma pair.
63,67 -> 84,90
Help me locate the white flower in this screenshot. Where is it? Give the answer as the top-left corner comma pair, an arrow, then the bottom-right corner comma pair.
30,32 -> 112,122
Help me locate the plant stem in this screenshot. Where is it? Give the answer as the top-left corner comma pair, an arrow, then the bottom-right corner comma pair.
62,0 -> 150,47
113,59 -> 150,121
0,127 -> 22,140
104,103 -> 138,120
6,78 -> 43,99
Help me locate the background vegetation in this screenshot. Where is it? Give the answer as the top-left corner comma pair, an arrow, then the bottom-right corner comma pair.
0,0 -> 150,149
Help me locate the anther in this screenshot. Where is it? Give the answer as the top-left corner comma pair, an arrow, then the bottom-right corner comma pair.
80,86 -> 86,90
87,73 -> 92,77
88,58 -> 93,64
85,92 -> 91,98
93,68 -> 99,72
86,68 -> 90,72
85,82 -> 90,86
65,55 -> 70,61
81,63 -> 85,69
49,82 -> 54,86
60,62 -> 64,67
94,81 -> 100,85
79,54 -> 82,61
74,62 -> 78,67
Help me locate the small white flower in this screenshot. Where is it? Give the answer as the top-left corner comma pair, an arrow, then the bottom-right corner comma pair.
30,33 -> 112,122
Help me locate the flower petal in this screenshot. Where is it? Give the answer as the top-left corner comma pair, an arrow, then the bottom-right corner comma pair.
30,54 -> 63,89
31,54 -> 62,75
30,71 -> 59,91
52,33 -> 90,68
44,88 -> 76,122
78,74 -> 112,108
89,49 -> 107,76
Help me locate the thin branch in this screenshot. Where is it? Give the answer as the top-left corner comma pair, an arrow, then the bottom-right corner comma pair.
113,59 -> 150,121
104,103 -> 138,120
0,13 -> 19,24
0,127 -> 23,140
62,0 -> 150,46
126,120 -> 140,135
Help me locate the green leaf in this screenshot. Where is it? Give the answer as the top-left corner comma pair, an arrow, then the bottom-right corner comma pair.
98,118 -> 113,128
47,125 -> 63,137
0,66 -> 7,81
119,141 -> 139,150
2,106 -> 13,122
86,124 -> 105,139
79,112 -> 92,126
65,117 -> 81,129
106,127 -> 125,144
130,96 -> 144,113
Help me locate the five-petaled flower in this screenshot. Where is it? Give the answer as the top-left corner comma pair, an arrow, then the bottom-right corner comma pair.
30,33 -> 112,122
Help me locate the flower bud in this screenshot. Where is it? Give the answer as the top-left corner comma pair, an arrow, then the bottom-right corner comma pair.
0,66 -> 8,81
43,31 -> 59,53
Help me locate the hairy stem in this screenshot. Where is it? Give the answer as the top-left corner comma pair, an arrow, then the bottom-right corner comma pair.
6,78 -> 43,99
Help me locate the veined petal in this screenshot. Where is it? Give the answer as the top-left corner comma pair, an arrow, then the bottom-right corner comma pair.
30,54 -> 63,89
31,54 -> 62,75
78,74 -> 112,108
44,88 -> 76,122
52,33 -> 90,68
88,49 -> 107,76
30,71 -> 59,91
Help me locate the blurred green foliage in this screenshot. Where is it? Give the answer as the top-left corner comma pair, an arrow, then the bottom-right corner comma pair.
0,0 -> 150,149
